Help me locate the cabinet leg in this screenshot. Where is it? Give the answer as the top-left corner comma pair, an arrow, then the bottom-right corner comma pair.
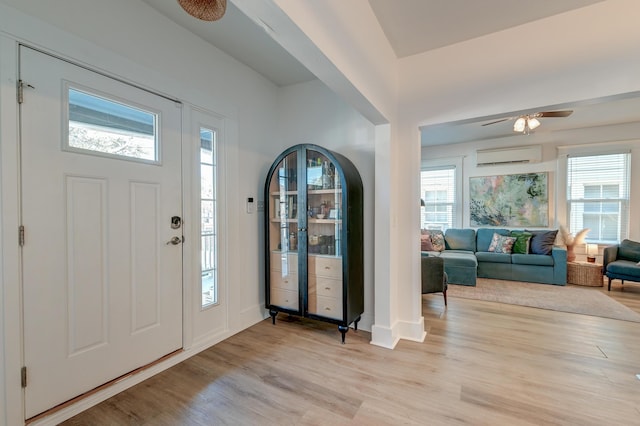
354,316 -> 361,331
338,325 -> 348,344
269,309 -> 278,325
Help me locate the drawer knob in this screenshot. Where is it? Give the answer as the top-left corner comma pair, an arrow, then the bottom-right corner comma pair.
324,266 -> 331,270
325,287 -> 331,290
325,307 -> 331,311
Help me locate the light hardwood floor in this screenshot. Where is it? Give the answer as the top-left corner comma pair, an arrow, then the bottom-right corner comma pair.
62,281 -> 640,425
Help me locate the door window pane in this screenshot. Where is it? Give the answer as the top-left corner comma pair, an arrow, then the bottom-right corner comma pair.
67,87 -> 158,162
200,128 -> 217,308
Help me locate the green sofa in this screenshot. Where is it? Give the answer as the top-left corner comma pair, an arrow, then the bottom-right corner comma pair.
421,228 -> 567,286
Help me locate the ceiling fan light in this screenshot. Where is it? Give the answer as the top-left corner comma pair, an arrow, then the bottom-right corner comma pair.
177,0 -> 227,21
513,117 -> 526,133
527,117 -> 541,130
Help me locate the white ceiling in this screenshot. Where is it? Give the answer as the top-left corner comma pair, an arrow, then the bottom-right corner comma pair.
420,92 -> 640,146
144,0 -> 639,146
368,0 -> 603,58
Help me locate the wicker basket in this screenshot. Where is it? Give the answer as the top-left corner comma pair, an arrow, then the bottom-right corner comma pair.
567,262 -> 603,286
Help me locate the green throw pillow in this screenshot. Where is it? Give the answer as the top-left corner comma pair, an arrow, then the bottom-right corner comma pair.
510,231 -> 532,254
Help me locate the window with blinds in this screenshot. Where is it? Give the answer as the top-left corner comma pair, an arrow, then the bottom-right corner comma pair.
421,167 -> 455,231
567,152 -> 630,244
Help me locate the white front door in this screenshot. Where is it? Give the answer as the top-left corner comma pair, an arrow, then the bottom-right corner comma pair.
20,46 -> 183,418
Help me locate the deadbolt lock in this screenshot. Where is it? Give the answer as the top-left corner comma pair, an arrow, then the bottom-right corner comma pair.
171,216 -> 182,229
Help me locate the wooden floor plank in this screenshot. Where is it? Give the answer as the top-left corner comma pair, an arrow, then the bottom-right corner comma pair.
61,288 -> 640,425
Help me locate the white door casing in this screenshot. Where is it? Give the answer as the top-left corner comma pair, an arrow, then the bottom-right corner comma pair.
20,46 -> 183,418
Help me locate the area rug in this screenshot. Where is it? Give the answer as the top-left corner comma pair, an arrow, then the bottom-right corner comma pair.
447,278 -> 640,323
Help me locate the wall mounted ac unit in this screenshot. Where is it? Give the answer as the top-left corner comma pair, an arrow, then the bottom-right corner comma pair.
476,145 -> 541,166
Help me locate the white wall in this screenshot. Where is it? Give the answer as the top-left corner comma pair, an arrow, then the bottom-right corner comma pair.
277,79 -> 376,330
268,0 -> 425,348
0,1 -> 284,424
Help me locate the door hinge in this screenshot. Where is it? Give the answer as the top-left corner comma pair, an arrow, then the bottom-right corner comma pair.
17,80 -> 34,104
21,366 -> 27,388
19,225 -> 25,247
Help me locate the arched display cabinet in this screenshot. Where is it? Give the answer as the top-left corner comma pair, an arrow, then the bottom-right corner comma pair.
264,144 -> 364,343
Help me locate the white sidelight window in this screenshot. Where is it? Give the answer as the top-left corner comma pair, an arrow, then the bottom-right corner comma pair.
200,128 -> 217,307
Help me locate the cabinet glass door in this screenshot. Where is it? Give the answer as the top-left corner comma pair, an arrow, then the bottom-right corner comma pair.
305,149 -> 343,320
267,152 -> 299,311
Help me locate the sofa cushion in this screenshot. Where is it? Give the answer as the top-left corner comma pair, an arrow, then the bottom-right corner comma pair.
607,259 -> 640,276
488,233 -> 516,253
439,251 -> 478,267
475,251 -> 512,264
445,228 -> 476,251
527,229 -> 558,255
512,253 -> 554,266
510,230 -> 532,254
618,239 -> 640,262
476,228 -> 509,252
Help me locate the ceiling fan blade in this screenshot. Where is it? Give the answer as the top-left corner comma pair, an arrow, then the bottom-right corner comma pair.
538,110 -> 573,118
481,118 -> 511,126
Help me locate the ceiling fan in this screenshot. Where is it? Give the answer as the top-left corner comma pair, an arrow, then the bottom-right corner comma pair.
482,110 -> 573,134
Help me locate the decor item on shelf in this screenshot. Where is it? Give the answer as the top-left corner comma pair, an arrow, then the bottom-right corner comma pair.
586,243 -> 598,263
288,232 -> 297,251
559,225 -> 590,262
177,0 -> 227,21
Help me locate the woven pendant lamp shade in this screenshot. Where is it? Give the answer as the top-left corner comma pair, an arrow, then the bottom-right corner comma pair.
177,0 -> 227,21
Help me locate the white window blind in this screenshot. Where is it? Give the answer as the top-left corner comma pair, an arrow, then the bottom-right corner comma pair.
421,166 -> 455,231
567,152 -> 630,244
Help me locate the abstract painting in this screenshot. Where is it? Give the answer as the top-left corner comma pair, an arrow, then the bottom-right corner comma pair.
469,172 -> 548,227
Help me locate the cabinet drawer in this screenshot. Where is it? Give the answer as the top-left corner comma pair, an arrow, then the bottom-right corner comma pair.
308,256 -> 342,279
270,269 -> 298,291
310,295 -> 342,320
270,288 -> 299,310
270,252 -> 298,273
308,274 -> 342,298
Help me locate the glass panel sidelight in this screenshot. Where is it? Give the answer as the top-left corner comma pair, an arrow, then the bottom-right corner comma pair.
200,128 -> 217,308
305,150 -> 342,319
267,151 -> 300,311
67,87 -> 158,162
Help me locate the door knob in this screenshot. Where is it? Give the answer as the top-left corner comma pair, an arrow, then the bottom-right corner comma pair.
166,236 -> 183,245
